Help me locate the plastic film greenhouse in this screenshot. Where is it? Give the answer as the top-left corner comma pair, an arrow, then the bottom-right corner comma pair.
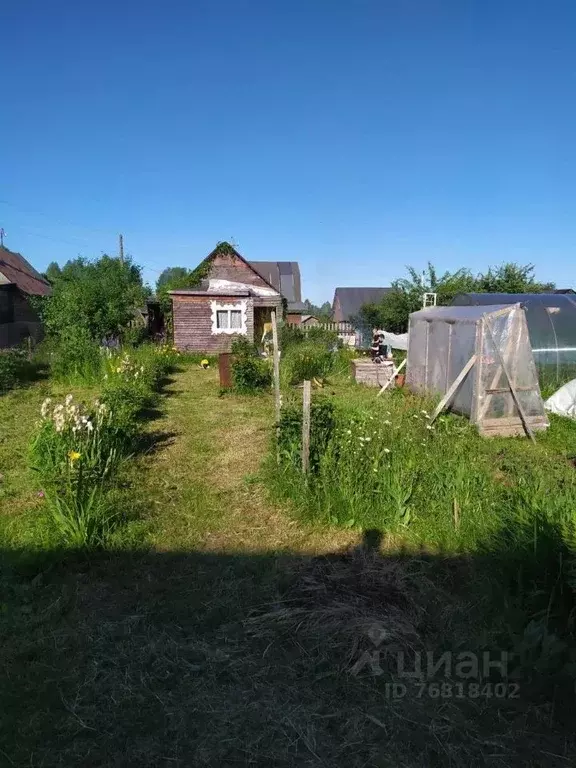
406,303 -> 549,437
452,293 -> 576,383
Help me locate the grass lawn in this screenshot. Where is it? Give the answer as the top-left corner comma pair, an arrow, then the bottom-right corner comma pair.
1,362 -> 576,766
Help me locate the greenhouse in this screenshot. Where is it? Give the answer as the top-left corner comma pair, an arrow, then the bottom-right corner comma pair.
406,303 -> 548,438
452,293 -> 576,382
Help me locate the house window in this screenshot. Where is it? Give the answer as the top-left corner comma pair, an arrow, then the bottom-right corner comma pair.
211,301 -> 247,335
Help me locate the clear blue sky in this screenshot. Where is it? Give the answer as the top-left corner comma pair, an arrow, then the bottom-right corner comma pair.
2,0 -> 575,303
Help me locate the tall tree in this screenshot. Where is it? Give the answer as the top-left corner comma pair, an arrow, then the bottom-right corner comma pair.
43,261 -> 62,284
476,263 -> 554,294
156,267 -> 189,292
40,255 -> 147,341
356,261 -> 553,334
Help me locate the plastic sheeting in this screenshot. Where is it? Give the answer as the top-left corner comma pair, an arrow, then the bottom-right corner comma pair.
406,303 -> 548,432
545,379 -> 576,419
452,293 -> 576,380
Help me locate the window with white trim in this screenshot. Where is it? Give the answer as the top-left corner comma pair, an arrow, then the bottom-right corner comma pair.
210,300 -> 247,335
216,309 -> 242,330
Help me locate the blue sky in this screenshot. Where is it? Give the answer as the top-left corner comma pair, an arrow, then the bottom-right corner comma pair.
2,0 -> 575,302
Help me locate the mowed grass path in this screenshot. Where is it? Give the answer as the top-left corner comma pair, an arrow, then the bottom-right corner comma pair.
136,364 -> 354,554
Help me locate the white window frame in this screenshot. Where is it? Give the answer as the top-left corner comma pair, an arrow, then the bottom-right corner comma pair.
210,300 -> 248,335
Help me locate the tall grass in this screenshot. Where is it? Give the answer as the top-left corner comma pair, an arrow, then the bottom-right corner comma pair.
269,384 -> 576,635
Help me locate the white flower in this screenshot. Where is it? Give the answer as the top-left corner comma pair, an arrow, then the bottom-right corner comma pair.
386,412 -> 391,416
65,394 -> 74,406
86,421 -> 94,432
40,398 -> 52,418
426,424 -> 433,431
383,448 -> 391,454
364,437 -> 371,442
383,420 -> 391,425
346,429 -> 352,435
421,410 -> 428,416
412,414 -> 419,419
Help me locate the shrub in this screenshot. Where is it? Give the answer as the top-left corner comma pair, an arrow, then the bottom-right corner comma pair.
281,341 -> 334,385
230,336 -> 272,393
49,329 -> 102,384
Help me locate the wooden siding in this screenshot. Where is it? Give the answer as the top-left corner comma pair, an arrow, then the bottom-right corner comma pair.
209,253 -> 273,290
172,294 -> 255,352
0,288 -> 44,349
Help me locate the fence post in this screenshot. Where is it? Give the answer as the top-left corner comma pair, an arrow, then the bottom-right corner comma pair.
302,379 -> 312,474
271,311 -> 281,463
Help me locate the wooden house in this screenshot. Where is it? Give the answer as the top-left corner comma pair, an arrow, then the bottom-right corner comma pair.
170,243 -> 286,352
0,246 -> 52,348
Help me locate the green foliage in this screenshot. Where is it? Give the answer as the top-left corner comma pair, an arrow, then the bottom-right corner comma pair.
156,266 -> 190,291
281,341 -> 334,385
39,254 -> 147,344
0,348 -> 38,393
477,263 -> 554,294
47,329 -> 102,384
230,336 -> 272,393
358,261 -> 555,334
303,299 -> 332,321
29,345 -> 178,547
278,397 -> 336,472
43,261 -> 62,284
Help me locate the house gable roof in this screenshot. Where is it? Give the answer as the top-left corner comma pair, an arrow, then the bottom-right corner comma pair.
332,287 -> 392,321
202,243 -> 279,294
249,261 -> 302,305
0,246 -> 52,296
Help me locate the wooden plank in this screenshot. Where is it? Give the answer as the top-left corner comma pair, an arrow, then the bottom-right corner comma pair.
271,310 -> 281,463
377,358 -> 406,397
302,380 -> 312,474
484,321 -> 536,443
430,354 -> 477,424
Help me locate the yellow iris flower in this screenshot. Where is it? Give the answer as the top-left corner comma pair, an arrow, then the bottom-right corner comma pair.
68,451 -> 81,462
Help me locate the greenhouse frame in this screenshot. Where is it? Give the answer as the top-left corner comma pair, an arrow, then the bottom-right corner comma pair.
406,303 -> 549,437
452,293 -> 576,383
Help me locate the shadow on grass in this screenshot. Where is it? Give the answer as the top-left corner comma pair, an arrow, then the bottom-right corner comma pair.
1,528 -> 575,767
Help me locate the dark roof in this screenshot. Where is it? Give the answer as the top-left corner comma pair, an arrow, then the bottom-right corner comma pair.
249,261 -> 302,304
554,288 -> 575,294
332,287 -> 392,321
169,290 -> 251,297
0,246 -> 52,296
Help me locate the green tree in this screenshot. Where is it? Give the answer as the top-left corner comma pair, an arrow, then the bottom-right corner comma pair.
476,263 -> 554,294
156,267 -> 189,292
43,261 -> 62,285
356,264 -> 477,333
40,255 -> 147,342
356,261 -> 554,334
303,299 -> 332,322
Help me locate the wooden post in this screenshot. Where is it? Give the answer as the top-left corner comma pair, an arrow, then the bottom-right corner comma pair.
302,380 -> 312,474
377,358 -> 406,397
430,354 -> 477,424
271,311 -> 281,462
484,322 -> 536,443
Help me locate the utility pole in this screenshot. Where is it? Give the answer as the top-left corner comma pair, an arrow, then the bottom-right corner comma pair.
0,227 -> 5,247
119,233 -> 124,264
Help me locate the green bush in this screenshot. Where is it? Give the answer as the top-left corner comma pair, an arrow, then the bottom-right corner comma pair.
231,336 -> 272,393
48,329 -> 102,384
281,341 -> 334,385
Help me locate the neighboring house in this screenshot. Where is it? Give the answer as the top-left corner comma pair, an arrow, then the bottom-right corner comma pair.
249,261 -> 307,323
300,314 -> 320,326
554,289 -> 575,295
0,246 -> 52,348
331,287 -> 392,323
170,244 -> 285,352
